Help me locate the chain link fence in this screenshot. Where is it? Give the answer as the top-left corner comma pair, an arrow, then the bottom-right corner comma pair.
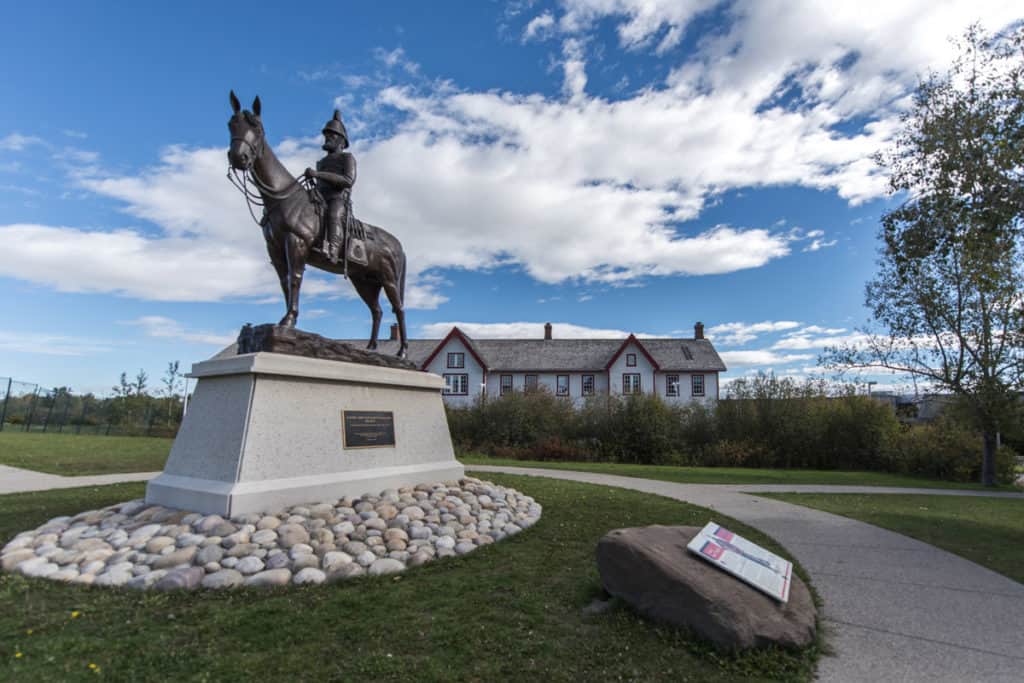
0,377 -> 186,437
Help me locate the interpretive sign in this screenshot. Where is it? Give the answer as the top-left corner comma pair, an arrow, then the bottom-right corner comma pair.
342,410 -> 396,449
686,521 -> 792,603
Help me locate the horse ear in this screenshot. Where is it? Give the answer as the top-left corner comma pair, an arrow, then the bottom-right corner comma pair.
230,90 -> 241,113
252,96 -> 262,117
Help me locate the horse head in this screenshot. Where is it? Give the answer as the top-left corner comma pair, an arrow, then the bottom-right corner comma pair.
227,90 -> 265,171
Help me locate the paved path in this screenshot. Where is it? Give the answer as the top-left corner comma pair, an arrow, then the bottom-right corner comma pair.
472,465 -> 1024,683
0,464 -> 160,495
2,463 -> 1023,681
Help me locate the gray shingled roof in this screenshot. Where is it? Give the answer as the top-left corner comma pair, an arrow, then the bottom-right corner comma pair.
211,332 -> 726,372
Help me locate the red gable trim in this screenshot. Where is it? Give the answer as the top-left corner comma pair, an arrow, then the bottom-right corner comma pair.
420,326 -> 489,371
604,334 -> 660,371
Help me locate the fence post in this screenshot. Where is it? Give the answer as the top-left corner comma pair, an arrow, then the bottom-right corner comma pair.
58,392 -> 72,433
42,389 -> 56,433
24,387 -> 40,432
0,377 -> 11,432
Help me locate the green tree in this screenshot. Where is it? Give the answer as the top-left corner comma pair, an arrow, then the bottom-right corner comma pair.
824,26 -> 1024,486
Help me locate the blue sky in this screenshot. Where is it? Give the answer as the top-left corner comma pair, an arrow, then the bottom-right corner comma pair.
1,1 -> 1021,396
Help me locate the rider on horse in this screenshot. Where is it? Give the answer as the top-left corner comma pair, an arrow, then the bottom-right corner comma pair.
305,110 -> 357,265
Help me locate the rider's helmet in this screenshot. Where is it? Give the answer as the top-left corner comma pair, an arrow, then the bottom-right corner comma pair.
322,110 -> 349,148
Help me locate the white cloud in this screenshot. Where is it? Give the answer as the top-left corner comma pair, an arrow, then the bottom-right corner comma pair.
719,349 -> 815,367
419,321 -> 654,339
707,320 -> 801,345
0,133 -> 45,151
772,330 -> 869,351
125,316 -> 236,346
523,12 -> 556,41
0,331 -> 115,356
803,237 -> 838,252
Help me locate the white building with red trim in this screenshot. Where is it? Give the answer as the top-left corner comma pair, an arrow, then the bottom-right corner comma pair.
370,322 -> 726,408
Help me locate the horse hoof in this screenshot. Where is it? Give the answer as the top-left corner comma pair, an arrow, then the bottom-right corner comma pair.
366,342 -> 378,351
279,316 -> 296,328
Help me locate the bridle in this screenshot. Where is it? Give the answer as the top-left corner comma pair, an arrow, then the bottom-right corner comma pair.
227,121 -> 312,226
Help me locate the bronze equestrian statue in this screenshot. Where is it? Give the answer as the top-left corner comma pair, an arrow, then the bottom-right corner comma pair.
226,92 -> 408,358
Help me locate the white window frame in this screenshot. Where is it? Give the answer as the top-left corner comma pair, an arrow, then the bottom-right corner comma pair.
500,374 -> 513,396
443,374 -> 469,395
622,373 -> 641,395
666,374 -> 680,397
524,374 -> 539,391
692,374 -> 705,397
626,353 -> 637,367
556,375 -> 569,396
582,374 -> 595,396
447,352 -> 465,369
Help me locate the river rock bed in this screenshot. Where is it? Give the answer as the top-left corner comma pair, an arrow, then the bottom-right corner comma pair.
1,477 -> 541,590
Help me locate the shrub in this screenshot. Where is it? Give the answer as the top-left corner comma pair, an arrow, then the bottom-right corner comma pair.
886,419 -> 1018,484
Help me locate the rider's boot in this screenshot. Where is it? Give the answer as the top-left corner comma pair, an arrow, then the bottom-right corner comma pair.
324,222 -> 341,264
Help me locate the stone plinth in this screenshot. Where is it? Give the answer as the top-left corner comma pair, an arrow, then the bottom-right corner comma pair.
145,352 -> 463,516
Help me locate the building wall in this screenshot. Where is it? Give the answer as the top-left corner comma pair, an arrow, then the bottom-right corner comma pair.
424,337 -> 484,408
484,371 -> 610,406
654,372 -> 719,406
607,341 -> 656,396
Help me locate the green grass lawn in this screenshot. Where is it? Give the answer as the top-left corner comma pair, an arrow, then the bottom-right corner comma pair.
758,493 -> 1024,584
0,432 -> 171,476
461,454 -> 1015,490
0,475 -> 821,682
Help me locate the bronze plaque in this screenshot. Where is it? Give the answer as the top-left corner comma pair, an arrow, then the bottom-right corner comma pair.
342,410 -> 396,449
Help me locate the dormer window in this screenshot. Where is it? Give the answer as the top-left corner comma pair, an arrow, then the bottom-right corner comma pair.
447,352 -> 465,369
626,353 -> 637,367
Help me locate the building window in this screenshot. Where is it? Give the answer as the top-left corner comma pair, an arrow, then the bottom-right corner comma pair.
692,374 -> 705,397
666,375 -> 679,397
582,374 -> 595,396
443,374 -> 468,395
556,375 -> 569,396
447,352 -> 465,369
626,353 -> 637,367
524,374 -> 538,391
500,374 -> 513,396
622,373 -> 641,395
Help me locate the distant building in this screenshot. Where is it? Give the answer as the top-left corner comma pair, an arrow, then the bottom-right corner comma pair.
367,322 -> 727,408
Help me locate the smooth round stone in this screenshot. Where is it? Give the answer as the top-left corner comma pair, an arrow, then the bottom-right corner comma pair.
33,533 -> 59,547
154,566 -> 204,591
244,569 -> 292,587
251,529 -> 277,546
131,565 -> 151,576
236,557 -> 265,575
266,553 -> 291,570
196,545 -> 224,565
322,551 -> 352,571
226,543 -> 259,558
355,550 -> 377,567
477,535 -> 495,545
386,539 -> 407,552
293,567 -> 326,585
49,567 -> 80,582
387,550 -> 410,563
434,536 -> 456,550
146,536 -> 176,554
93,569 -> 132,586
454,542 -> 475,555
309,504 -> 334,520
276,524 -> 310,548
73,573 -> 95,585
80,560 -> 106,575
176,533 -> 206,548
436,547 -> 456,559
409,526 -> 432,541
202,569 -> 244,590
195,515 -> 225,533
232,513 -> 262,526
289,544 -> 314,559
368,558 -> 405,576
326,563 -> 364,583
153,546 -> 198,569
256,516 -> 281,531
220,556 -> 239,569
332,521 -> 355,536
408,552 -> 433,567
203,562 -> 221,573
365,536 -> 384,547
375,504 -> 398,520
291,554 -> 319,571
210,522 -> 238,538
221,530 -> 250,548
400,506 -> 426,521
1,549 -> 35,571
342,541 -> 367,556
313,528 -> 334,546
127,569 -> 168,590
59,527 -> 88,548
50,549 -> 82,565
128,523 -> 162,543
383,528 -> 409,543
364,518 -> 387,532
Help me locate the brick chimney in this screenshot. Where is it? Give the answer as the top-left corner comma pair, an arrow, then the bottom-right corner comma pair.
389,324 -> 399,341
544,322 -> 553,340
694,321 -> 704,340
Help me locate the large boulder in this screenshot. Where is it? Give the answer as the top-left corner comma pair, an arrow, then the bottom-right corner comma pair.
596,525 -> 816,650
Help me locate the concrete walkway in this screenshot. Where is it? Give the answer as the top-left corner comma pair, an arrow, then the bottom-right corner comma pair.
0,464 -> 160,495
2,463 -> 1022,681
471,465 -> 1024,683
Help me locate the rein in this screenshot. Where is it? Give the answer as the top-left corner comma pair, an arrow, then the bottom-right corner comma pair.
227,131 -> 315,227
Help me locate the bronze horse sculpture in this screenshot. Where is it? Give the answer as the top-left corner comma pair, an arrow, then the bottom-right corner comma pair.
227,92 -> 408,357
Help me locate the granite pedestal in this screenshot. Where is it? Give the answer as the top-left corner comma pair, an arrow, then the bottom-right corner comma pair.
145,352 -> 464,516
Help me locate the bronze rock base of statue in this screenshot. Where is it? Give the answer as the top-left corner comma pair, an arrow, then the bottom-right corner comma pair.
236,324 -> 417,371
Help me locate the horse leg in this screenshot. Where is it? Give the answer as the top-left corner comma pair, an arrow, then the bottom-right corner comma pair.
352,279 -> 383,350
280,233 -> 307,328
382,280 -> 408,359
264,226 -> 290,306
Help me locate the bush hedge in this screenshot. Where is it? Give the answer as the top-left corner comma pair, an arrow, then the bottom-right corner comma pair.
446,377 -> 1017,484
